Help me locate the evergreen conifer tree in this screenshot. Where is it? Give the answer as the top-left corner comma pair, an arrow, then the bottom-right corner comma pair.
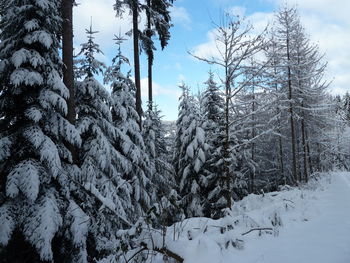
174,83 -> 208,217
74,25 -> 133,261
200,72 -> 227,217
0,1 -> 81,261
143,103 -> 178,225
104,35 -> 155,222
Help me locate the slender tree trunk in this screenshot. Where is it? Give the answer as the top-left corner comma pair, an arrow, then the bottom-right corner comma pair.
148,56 -> 153,107
273,57 -> 285,183
278,132 -> 285,182
146,0 -> 153,109
301,116 -> 309,182
132,0 -> 142,128
223,64 -> 232,209
286,32 -> 298,183
305,129 -> 313,174
296,129 -> 302,182
251,85 -> 256,193
62,0 -> 77,162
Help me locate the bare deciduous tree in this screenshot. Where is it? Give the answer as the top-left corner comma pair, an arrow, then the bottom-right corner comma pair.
190,13 -> 267,209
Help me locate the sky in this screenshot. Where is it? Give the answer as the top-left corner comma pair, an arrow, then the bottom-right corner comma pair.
74,0 -> 350,120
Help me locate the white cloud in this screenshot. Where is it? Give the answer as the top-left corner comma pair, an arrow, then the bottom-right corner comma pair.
170,6 -> 191,29
73,0 -> 136,56
190,29 -> 220,60
140,78 -> 181,99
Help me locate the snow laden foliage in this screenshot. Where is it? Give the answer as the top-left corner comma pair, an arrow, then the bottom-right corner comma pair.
104,39 -> 155,223
0,0 -> 81,261
143,103 -> 180,226
265,6 -> 331,184
174,83 -> 209,217
74,26 -> 133,261
200,72 -> 229,218
324,94 -> 350,170
23,190 -> 63,261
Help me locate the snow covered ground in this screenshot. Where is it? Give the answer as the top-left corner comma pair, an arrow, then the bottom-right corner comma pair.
152,172 -> 350,263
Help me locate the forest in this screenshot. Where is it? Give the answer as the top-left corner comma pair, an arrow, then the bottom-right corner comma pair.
0,0 -> 350,263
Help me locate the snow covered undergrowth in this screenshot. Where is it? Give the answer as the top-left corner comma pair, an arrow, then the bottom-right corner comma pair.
145,172 -> 350,263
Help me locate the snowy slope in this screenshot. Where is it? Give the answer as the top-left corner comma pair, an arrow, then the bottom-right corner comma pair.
149,172 -> 350,263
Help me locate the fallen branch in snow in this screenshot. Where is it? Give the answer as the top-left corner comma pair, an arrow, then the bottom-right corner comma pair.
140,242 -> 184,263
126,247 -> 147,263
241,228 -> 273,236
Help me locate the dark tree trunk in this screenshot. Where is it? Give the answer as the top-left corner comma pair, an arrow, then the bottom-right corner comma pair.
273,58 -> 285,184
250,85 -> 256,193
61,0 -> 77,162
132,0 -> 142,128
146,0 -> 153,109
286,32 -> 298,183
306,129 -> 313,174
301,116 -> 309,182
223,66 -> 232,209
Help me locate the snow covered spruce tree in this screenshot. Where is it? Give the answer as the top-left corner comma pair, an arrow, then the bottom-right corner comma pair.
200,71 -> 227,218
104,36 -> 155,223
0,0 -> 82,262
174,83 -> 208,217
143,103 -> 179,225
74,25 -> 134,260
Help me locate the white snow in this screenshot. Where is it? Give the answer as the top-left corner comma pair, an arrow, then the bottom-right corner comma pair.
0,203 -> 15,246
146,172 -> 350,263
24,191 -> 63,261
224,172 -> 350,263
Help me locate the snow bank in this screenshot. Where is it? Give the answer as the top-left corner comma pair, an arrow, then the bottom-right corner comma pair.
144,172 -> 350,263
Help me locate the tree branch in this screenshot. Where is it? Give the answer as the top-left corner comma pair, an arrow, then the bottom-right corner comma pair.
241,227 -> 273,236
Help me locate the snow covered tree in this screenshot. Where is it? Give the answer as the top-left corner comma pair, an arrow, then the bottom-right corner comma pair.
200,71 -> 227,217
272,5 -> 330,183
104,35 -> 155,222
0,0 -> 81,261
143,103 -> 179,225
191,13 -> 266,209
273,6 -> 301,183
114,0 -> 143,126
174,83 -> 208,217
74,25 -> 133,260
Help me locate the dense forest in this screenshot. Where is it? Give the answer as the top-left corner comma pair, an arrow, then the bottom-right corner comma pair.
0,1 -> 349,262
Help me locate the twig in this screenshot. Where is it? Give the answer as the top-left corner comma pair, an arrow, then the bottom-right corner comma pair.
241,227 -> 273,236
125,247 -> 147,263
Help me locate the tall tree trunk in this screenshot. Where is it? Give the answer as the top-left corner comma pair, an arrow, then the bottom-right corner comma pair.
146,0 -> 153,109
305,130 -> 313,174
62,0 -> 77,162
223,64 -> 232,209
301,116 -> 309,182
132,0 -> 142,128
286,32 -> 298,183
250,85 -> 256,193
273,57 -> 285,184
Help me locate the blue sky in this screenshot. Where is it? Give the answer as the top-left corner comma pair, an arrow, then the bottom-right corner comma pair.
74,0 -> 350,120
